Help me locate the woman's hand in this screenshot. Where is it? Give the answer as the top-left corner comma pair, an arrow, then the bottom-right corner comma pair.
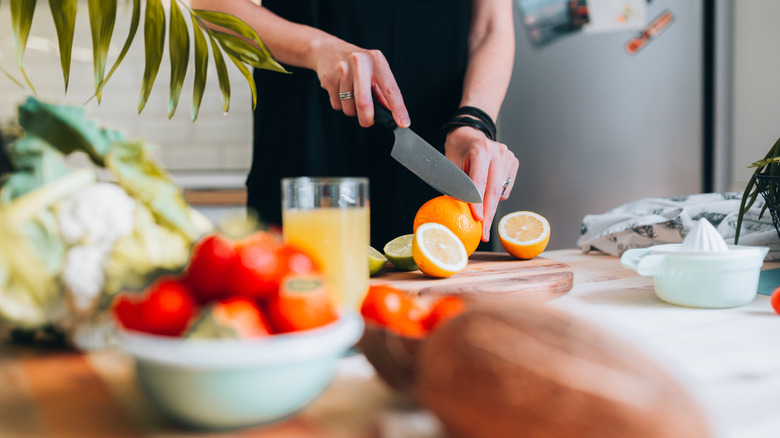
445,126 -> 519,242
311,39 -> 410,128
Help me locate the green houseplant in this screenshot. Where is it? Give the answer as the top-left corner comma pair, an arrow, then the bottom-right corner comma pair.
735,137 -> 780,243
1,0 -> 287,121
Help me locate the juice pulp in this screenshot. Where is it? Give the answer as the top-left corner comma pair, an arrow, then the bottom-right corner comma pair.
282,206 -> 370,310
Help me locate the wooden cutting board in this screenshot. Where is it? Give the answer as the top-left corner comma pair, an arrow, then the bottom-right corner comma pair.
370,252 -> 573,305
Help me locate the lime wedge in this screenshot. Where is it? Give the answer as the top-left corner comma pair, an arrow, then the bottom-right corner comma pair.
383,234 -> 418,271
368,245 -> 388,276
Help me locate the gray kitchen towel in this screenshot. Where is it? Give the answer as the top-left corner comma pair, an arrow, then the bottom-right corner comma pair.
578,192 -> 780,261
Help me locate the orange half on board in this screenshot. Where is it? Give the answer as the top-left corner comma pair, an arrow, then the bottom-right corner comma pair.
498,211 -> 550,260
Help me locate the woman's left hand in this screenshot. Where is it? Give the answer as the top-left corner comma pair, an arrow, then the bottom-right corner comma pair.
445,127 -> 518,242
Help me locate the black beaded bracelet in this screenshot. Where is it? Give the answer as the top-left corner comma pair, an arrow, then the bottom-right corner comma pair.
443,116 -> 496,141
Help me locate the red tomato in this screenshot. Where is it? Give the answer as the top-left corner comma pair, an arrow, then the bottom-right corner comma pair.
771,287 -> 780,315
113,295 -> 144,332
267,275 -> 338,333
230,232 -> 284,300
230,234 -> 320,301
422,296 -> 466,331
210,296 -> 273,337
360,285 -> 426,337
277,244 -> 320,276
183,233 -> 236,303
113,277 -> 198,337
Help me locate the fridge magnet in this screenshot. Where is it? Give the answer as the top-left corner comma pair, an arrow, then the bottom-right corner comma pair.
583,0 -> 647,34
517,0 -> 589,48
625,9 -> 674,55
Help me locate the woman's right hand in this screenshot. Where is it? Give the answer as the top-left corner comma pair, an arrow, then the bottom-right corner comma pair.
311,39 -> 410,128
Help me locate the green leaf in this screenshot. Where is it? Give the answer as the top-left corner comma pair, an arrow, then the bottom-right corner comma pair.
190,14 -> 209,121
48,0 -> 78,91
192,9 -> 286,73
192,9 -> 287,69
769,137 -> 780,176
88,0 -> 117,103
167,0 -> 189,119
138,0 -> 166,114
0,65 -> 24,88
10,0 -> 37,94
207,32 -> 230,113
191,10 -> 261,46
212,30 -> 286,73
734,186 -> 757,244
93,0 -> 141,98
749,157 -> 780,169
224,50 -> 256,110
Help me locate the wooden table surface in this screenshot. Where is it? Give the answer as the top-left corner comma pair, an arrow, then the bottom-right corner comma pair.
2,249 -> 780,438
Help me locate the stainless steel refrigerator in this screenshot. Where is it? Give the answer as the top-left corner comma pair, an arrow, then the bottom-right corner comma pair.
496,0 -> 726,250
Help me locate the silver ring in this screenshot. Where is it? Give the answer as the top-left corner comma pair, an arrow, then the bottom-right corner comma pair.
338,91 -> 354,101
501,176 -> 512,196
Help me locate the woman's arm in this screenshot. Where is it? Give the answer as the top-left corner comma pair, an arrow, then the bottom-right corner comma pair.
190,0 -> 410,128
444,0 -> 518,241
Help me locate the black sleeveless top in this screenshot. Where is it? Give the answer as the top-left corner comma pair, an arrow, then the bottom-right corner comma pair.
248,0 -> 471,248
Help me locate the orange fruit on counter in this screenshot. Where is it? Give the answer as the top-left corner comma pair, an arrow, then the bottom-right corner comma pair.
498,211 -> 550,260
412,223 -> 468,278
413,196 -> 481,256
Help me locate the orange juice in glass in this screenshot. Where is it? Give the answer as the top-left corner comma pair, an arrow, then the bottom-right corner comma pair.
281,177 -> 370,310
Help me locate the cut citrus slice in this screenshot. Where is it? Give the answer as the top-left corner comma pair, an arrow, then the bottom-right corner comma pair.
368,245 -> 388,276
498,211 -> 550,259
412,223 -> 468,278
384,234 -> 418,271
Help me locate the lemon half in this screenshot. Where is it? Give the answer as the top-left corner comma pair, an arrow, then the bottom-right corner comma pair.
498,211 -> 550,259
412,223 -> 468,278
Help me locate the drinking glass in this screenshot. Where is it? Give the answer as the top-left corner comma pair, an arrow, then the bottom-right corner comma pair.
281,177 -> 370,310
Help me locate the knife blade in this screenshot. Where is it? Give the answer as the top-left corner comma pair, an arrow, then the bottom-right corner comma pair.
373,101 -> 483,204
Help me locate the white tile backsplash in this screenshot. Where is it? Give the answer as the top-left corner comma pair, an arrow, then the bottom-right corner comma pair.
0,3 -> 254,185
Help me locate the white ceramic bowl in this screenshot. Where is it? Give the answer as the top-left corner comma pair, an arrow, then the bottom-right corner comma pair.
116,311 -> 364,430
621,244 -> 769,308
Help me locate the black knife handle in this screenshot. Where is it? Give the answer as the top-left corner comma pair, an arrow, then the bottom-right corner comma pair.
373,99 -> 397,130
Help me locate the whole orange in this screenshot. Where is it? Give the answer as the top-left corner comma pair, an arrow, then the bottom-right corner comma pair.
413,196 -> 482,256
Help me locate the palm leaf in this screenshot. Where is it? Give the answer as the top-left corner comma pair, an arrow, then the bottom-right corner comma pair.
48,0 -> 77,91
167,0 -> 189,119
9,0 -> 37,94
224,50 -> 256,110
91,0 -> 141,99
192,8 -> 287,74
190,13 -> 209,121
138,0 -> 165,114
5,0 -> 285,120
87,0 -> 117,103
212,30 -> 279,72
207,31 -> 231,113
0,65 -> 24,88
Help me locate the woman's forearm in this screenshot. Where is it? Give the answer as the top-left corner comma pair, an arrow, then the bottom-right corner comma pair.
459,0 -> 516,120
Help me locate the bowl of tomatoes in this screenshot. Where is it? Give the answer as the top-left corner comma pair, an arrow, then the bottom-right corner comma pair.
111,230 -> 364,430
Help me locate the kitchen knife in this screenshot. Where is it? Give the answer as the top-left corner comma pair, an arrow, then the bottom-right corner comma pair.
373,101 -> 483,204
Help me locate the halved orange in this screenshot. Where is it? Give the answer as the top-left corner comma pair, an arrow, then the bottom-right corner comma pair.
498,211 -> 550,260
412,223 -> 468,278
